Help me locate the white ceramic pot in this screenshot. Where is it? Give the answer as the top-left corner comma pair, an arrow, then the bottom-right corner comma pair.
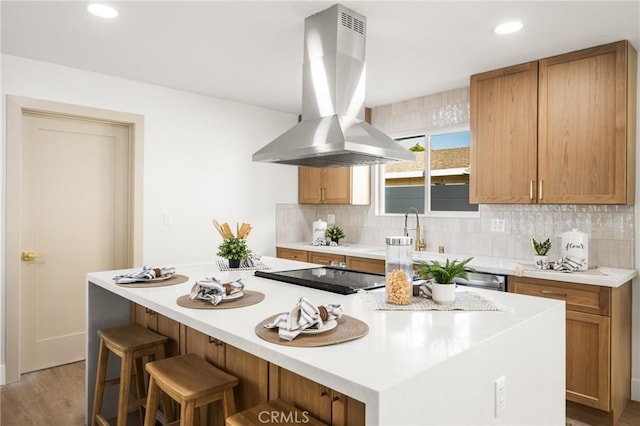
428,282 -> 456,304
533,255 -> 550,270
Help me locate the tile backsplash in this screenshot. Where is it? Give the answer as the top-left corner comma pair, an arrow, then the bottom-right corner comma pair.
275,203 -> 635,269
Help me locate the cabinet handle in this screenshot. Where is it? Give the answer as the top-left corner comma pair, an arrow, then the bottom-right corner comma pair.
319,188 -> 323,201
145,308 -> 156,315
320,387 -> 329,397
529,180 -> 534,200
538,180 -> 543,200
332,394 -> 341,402
208,337 -> 224,346
321,187 -> 325,202
541,290 -> 567,297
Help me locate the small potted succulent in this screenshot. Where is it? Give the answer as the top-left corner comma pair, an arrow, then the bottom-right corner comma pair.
217,237 -> 250,268
531,238 -> 551,269
325,225 -> 345,245
415,257 -> 474,304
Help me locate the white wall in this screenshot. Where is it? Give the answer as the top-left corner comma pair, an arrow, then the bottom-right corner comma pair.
0,54 -> 298,380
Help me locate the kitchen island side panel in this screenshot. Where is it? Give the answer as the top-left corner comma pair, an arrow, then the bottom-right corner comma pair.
377,303 -> 566,425
86,281 -> 133,424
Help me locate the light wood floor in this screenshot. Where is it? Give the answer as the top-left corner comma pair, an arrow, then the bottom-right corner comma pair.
1,361 -> 85,426
2,361 -> 639,425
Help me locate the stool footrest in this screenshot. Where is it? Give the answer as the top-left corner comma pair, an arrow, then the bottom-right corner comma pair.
95,414 -> 111,426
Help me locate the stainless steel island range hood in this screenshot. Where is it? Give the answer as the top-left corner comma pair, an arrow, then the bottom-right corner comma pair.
253,4 -> 414,168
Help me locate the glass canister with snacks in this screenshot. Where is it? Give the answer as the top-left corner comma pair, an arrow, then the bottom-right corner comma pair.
385,236 -> 413,305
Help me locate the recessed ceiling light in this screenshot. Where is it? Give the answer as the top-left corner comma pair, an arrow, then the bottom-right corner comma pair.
494,21 -> 523,35
87,4 -> 118,19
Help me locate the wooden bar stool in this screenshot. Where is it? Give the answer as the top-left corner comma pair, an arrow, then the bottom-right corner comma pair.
144,353 -> 239,426
225,399 -> 326,426
92,323 -> 169,426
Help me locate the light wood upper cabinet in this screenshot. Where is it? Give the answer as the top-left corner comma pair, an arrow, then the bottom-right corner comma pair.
470,62 -> 539,203
538,41 -> 636,204
471,40 -> 637,205
298,166 -> 370,204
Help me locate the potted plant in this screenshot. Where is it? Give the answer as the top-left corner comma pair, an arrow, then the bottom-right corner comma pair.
217,237 -> 250,268
325,225 -> 345,244
415,257 -> 474,304
531,238 -> 551,269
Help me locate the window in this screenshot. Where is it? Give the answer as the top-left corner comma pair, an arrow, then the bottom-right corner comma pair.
377,126 -> 478,216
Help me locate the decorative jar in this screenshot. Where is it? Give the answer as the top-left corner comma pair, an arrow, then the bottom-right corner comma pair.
385,236 -> 413,305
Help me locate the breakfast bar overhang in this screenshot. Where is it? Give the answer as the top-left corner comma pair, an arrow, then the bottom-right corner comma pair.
86,257 -> 565,425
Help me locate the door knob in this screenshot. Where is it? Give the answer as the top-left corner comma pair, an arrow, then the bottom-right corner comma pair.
21,251 -> 39,262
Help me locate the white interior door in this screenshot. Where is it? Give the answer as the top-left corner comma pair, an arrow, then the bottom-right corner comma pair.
19,112 -> 131,373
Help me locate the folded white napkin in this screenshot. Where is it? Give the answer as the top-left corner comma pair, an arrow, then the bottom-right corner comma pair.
114,266 -> 176,284
264,297 -> 343,341
553,256 -> 586,272
189,277 -> 245,305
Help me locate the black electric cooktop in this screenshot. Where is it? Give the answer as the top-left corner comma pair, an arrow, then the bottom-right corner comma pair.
254,267 -> 385,295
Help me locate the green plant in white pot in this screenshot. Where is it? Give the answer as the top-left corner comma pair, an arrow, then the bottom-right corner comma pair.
531,237 -> 551,269
217,237 -> 250,268
325,225 -> 345,244
415,257 -> 474,304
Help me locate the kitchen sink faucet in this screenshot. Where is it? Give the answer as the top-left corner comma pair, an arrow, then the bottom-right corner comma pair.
404,207 -> 427,251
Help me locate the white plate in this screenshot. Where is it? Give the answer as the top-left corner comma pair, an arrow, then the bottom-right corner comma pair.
301,320 -> 337,335
221,292 -> 244,302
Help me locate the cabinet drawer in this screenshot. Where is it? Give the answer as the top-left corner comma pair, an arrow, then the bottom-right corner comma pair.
309,252 -> 345,266
346,256 -> 385,274
509,277 -> 610,316
276,248 -> 308,262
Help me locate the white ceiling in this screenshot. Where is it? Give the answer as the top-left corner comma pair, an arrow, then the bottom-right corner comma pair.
2,1 -> 639,114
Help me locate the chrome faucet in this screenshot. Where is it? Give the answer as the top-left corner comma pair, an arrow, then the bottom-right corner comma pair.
404,207 -> 427,251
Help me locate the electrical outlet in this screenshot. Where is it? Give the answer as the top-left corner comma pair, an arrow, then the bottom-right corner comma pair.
495,376 -> 506,417
162,213 -> 173,227
491,218 -> 506,232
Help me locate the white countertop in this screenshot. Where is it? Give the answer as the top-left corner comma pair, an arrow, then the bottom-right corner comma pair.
87,256 -> 566,424
277,242 -> 637,288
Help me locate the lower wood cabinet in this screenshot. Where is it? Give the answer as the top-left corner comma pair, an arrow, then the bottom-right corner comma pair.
308,252 -> 345,266
509,277 -> 630,422
345,256 -> 385,274
182,327 -> 269,425
131,304 -> 181,357
276,247 -> 385,274
268,364 -> 365,426
133,303 -> 365,425
276,247 -> 308,262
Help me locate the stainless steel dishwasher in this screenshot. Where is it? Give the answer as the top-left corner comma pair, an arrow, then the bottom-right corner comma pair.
454,271 -> 507,292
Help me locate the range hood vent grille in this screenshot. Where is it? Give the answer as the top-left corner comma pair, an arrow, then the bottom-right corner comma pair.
341,11 -> 365,34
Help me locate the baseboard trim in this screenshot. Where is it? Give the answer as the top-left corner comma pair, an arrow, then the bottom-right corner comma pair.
632,377 -> 640,401
0,363 -> 5,385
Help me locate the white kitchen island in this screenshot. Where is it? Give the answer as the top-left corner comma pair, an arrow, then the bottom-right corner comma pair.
87,257 -> 565,425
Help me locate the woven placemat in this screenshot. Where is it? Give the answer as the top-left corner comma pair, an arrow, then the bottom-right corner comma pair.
255,314 -> 368,347
217,260 -> 271,272
361,290 -> 511,312
116,274 -> 189,288
176,290 -> 265,309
